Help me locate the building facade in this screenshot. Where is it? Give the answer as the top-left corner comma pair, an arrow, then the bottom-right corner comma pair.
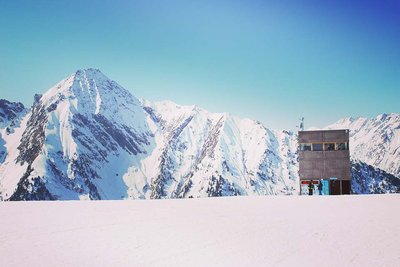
298,129 -> 351,195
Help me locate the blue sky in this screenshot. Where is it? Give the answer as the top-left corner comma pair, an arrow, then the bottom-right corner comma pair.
0,0 -> 399,130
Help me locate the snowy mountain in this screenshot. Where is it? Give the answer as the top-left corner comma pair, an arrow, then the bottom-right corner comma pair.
326,114 -> 400,178
326,114 -> 400,194
141,100 -> 298,198
0,69 -> 298,200
0,69 -> 399,200
1,69 -> 154,200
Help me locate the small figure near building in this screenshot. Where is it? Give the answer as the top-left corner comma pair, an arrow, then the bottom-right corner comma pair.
308,180 -> 314,195
318,180 -> 323,195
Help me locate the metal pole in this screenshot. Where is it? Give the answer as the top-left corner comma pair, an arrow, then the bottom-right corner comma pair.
299,181 -> 301,196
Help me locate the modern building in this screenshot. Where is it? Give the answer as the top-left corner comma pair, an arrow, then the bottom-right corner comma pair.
298,129 -> 351,195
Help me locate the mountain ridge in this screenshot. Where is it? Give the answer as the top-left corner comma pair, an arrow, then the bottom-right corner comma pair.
0,69 -> 399,200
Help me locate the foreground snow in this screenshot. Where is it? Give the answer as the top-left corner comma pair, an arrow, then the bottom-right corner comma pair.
1,195 -> 399,266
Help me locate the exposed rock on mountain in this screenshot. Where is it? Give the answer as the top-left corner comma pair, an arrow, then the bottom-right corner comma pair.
352,161 -> 400,194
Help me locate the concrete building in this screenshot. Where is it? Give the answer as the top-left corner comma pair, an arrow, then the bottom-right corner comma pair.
298,129 -> 351,195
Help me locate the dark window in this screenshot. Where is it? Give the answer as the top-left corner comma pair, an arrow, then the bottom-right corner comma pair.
300,143 -> 312,151
336,143 -> 348,150
324,143 -> 335,151
312,143 -> 323,151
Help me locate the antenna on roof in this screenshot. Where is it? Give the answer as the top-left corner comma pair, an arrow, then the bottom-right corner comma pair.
296,117 -> 304,131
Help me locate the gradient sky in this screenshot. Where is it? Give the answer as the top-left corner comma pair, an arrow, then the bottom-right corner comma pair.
0,0 -> 399,130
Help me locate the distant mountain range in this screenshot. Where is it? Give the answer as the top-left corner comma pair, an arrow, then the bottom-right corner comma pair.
0,69 -> 399,200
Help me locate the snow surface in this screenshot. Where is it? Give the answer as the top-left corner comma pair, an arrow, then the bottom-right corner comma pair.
1,194 -> 399,267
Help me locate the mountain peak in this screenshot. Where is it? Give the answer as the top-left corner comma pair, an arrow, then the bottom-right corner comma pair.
75,67 -> 101,73
36,68 -> 142,121
375,113 -> 399,122
41,68 -> 110,100
73,68 -> 106,81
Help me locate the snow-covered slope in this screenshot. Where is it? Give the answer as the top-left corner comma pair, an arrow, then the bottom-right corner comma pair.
0,69 -> 399,200
1,195 -> 399,266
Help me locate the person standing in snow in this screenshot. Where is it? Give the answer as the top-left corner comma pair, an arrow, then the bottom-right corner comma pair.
318,180 -> 323,195
308,180 -> 314,195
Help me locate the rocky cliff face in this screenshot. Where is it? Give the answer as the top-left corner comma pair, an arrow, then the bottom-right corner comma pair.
352,161 -> 400,194
0,99 -> 26,131
0,69 -> 398,200
0,99 -> 27,165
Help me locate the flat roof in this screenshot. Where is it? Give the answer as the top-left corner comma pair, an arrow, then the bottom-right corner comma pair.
298,129 -> 349,143
298,129 -> 349,134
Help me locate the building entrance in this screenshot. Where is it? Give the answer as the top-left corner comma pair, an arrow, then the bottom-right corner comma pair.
300,180 -> 330,195
342,180 -> 351,194
330,180 -> 341,195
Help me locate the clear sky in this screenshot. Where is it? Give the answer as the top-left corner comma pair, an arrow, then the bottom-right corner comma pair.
0,0 -> 399,130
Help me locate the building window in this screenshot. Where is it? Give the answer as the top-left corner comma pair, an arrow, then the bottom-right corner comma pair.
312,143 -> 323,151
300,143 -> 312,151
336,143 -> 348,150
324,143 -> 335,151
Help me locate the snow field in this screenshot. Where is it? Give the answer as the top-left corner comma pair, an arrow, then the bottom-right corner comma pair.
0,194 -> 399,266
